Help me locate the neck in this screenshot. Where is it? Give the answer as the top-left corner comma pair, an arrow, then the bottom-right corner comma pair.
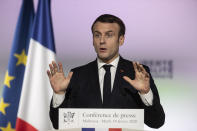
99,54 -> 119,64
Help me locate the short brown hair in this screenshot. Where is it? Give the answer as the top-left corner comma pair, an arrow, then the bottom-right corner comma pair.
91,14 -> 126,37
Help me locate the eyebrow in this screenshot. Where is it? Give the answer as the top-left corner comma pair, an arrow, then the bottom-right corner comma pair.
105,31 -> 114,33
93,30 -> 114,34
93,31 -> 101,34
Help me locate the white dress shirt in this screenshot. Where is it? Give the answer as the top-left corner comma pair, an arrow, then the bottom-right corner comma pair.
53,56 -> 153,107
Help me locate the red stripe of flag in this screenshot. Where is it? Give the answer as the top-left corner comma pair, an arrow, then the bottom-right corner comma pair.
109,128 -> 122,131
15,118 -> 37,131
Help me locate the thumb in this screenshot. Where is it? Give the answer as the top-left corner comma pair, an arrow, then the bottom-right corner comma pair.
123,76 -> 135,86
67,72 -> 73,80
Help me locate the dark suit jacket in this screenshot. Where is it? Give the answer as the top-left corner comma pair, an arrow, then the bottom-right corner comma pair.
50,57 -> 165,129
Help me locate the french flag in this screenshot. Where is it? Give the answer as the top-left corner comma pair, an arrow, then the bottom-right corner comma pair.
16,0 -> 55,130
56,128 -> 136,131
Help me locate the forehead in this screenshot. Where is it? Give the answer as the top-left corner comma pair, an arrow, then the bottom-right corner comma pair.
93,22 -> 120,33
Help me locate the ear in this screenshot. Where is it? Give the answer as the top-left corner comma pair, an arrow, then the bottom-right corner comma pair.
119,35 -> 125,46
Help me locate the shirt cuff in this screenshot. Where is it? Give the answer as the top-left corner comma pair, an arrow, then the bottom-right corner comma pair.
138,88 -> 153,106
52,92 -> 66,108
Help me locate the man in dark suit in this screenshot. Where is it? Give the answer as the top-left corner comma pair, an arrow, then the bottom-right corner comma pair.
47,14 -> 165,129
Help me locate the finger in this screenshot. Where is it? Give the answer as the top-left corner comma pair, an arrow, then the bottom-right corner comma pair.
132,62 -> 138,73
139,64 -> 146,74
52,61 -> 58,73
67,72 -> 73,80
138,65 -> 150,79
134,62 -> 142,75
58,62 -> 63,73
136,62 -> 142,72
49,64 -> 54,76
47,70 -> 52,78
123,76 -> 134,86
145,72 -> 150,78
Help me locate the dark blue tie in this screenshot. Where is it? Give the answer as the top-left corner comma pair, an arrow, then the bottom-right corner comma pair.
103,65 -> 112,108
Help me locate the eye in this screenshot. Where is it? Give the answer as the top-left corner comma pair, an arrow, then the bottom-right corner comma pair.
94,33 -> 100,38
106,33 -> 113,38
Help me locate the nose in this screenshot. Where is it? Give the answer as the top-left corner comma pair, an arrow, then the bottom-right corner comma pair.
100,36 -> 105,44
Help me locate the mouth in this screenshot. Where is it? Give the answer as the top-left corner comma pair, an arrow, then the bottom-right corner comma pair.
99,48 -> 107,52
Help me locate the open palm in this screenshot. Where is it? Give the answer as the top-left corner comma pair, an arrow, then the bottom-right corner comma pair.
47,61 -> 73,94
123,62 -> 150,94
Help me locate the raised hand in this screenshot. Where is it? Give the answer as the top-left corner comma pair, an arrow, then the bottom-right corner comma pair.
47,61 -> 73,94
123,62 -> 150,94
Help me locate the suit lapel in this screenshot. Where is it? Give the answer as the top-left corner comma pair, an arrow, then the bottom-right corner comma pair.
112,56 -> 138,94
89,60 -> 103,107
112,58 -> 121,94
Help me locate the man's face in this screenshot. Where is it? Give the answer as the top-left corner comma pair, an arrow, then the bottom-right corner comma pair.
92,22 -> 124,63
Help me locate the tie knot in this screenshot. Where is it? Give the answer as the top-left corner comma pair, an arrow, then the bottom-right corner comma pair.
103,65 -> 112,72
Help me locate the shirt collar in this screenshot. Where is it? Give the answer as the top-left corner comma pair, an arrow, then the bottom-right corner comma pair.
97,56 -> 120,70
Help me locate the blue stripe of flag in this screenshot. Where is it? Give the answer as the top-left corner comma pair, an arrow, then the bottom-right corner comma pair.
82,128 -> 95,131
31,0 -> 56,53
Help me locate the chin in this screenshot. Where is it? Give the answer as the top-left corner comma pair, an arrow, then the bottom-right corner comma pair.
98,56 -> 111,62
98,55 -> 107,59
